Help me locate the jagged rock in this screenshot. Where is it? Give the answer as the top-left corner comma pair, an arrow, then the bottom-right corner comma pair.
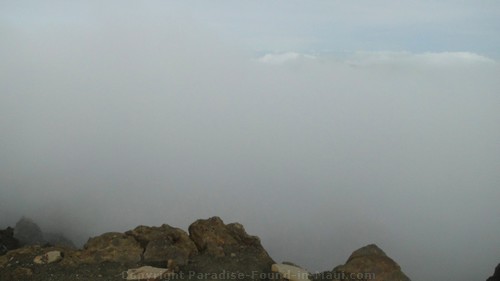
14,217 -> 45,245
185,216 -> 275,281
324,244 -> 411,281
126,224 -> 198,267
34,250 -> 63,264
125,265 -> 173,280
487,264 -> 500,281
0,227 -> 19,255
189,216 -> 265,257
80,232 -> 143,264
12,217 -> 76,249
0,219 -> 414,281
272,263 -> 311,281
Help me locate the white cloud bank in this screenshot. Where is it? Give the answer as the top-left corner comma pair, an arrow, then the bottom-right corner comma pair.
257,52 -> 316,64
347,51 -> 497,66
258,51 -> 497,67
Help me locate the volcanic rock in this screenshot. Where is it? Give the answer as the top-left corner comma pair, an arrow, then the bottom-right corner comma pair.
487,264 -> 500,281
323,244 -> 411,281
126,224 -> 198,267
14,217 -> 45,245
80,232 -> 143,264
0,218 -> 414,281
189,216 -> 265,257
185,216 -> 275,281
0,227 -> 19,255
33,250 -> 63,264
12,217 -> 76,249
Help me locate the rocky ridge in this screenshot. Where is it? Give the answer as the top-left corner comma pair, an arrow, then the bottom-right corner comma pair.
0,216 -> 413,281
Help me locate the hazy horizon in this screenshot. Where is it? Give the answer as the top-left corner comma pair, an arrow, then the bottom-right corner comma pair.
1,2 -> 499,281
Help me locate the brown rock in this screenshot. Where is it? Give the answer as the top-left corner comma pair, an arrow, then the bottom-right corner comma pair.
11,267 -> 33,280
126,224 -> 198,266
80,232 -> 143,264
185,217 -> 275,281
33,250 -> 63,264
188,216 -> 263,257
332,244 -> 411,281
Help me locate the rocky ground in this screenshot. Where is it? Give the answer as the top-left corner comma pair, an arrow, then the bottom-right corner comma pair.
0,216 -> 416,281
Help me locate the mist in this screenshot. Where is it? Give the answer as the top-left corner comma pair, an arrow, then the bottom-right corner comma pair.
1,5 -> 500,281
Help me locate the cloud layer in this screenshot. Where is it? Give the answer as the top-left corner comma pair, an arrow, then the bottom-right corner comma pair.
1,13 -> 500,281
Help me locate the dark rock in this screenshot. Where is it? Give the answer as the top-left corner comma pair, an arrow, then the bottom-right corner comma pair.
0,219 -> 414,281
126,224 -> 198,267
487,264 -> 500,281
14,217 -> 45,245
0,227 -> 19,255
1,244 -> 127,281
185,216 -> 275,281
79,232 -> 143,264
336,244 -> 410,281
188,216 -> 265,257
313,244 -> 410,281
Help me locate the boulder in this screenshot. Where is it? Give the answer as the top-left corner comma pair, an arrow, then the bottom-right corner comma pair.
188,216 -> 265,257
272,263 -> 311,281
0,227 -> 19,255
185,217 -> 275,281
487,264 -> 500,281
126,224 -> 198,266
14,217 -> 45,245
322,244 -> 411,281
80,232 -> 143,264
34,250 -> 63,264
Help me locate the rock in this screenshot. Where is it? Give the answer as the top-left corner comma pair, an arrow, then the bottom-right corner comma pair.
33,250 -> 63,264
126,224 -> 198,266
487,264 -> 500,281
0,227 -> 19,255
11,217 -> 76,249
11,267 -> 33,279
188,216 -> 264,257
323,244 -> 411,281
272,263 -> 311,281
185,216 -> 275,281
126,265 -> 172,280
14,217 -> 46,245
80,232 -> 143,264
282,261 -> 306,269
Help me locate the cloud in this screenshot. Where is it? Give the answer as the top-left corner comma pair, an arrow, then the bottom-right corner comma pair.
348,51 -> 497,66
1,11 -> 500,281
257,52 -> 316,64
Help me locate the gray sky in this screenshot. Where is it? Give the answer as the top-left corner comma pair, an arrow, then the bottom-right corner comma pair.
1,2 -> 500,281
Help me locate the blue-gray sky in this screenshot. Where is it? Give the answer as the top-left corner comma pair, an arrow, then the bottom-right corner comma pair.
1,2 -> 499,281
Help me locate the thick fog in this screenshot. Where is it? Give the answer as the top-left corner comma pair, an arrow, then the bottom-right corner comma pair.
1,4 -> 500,281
